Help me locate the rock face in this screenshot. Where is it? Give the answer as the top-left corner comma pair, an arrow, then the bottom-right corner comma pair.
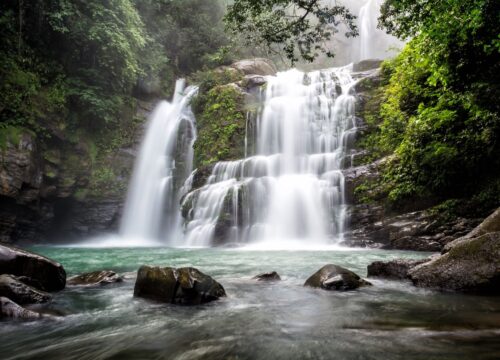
231,58 -> 277,76
0,274 -> 51,304
409,232 -> 500,294
134,266 -> 226,305
67,270 -> 123,286
304,264 -> 371,291
0,296 -> 41,320
0,244 -> 66,291
253,271 -> 281,281
367,208 -> 500,294
367,259 -> 430,280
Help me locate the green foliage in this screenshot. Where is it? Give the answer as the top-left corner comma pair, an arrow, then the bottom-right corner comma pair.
225,0 -> 358,64
193,82 -> 246,167
357,0 -> 500,213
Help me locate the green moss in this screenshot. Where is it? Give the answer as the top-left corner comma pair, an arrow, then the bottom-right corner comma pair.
0,126 -> 28,150
193,84 -> 246,167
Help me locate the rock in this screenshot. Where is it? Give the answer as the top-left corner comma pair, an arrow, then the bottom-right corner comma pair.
67,270 -> 123,286
367,258 -> 430,280
231,58 -> 277,76
0,244 -> 66,291
253,271 -> 281,281
304,264 -> 371,291
0,274 -> 51,304
241,75 -> 267,89
443,207 -> 500,253
0,296 -> 42,320
353,59 -> 383,72
134,266 -> 226,305
408,232 -> 500,294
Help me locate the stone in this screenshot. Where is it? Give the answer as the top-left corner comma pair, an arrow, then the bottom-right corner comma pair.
0,274 -> 51,304
134,266 -> 226,305
367,258 -> 430,280
304,264 -> 371,291
231,58 -> 277,76
67,270 -> 123,286
443,207 -> 500,253
353,59 -> 383,72
241,75 -> 267,89
0,244 -> 66,291
0,296 -> 41,320
408,232 -> 500,294
253,271 -> 281,281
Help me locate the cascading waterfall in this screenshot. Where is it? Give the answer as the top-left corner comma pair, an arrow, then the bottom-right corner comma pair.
120,80 -> 198,242
183,66 -> 358,247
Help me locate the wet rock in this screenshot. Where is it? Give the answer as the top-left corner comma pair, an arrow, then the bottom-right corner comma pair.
253,271 -> 281,281
304,264 -> 371,291
0,274 -> 51,304
409,232 -> 500,294
443,208 -> 500,253
367,259 -> 430,280
134,266 -> 226,305
0,244 -> 66,291
353,59 -> 383,72
231,58 -> 277,76
0,296 -> 42,320
67,270 -> 123,286
241,75 -> 267,89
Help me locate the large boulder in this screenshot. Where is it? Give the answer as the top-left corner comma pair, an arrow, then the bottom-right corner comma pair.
0,296 -> 41,320
67,270 -> 123,286
367,258 -> 430,280
231,58 -> 277,76
0,244 -> 66,291
408,232 -> 500,294
304,264 -> 371,291
134,266 -> 226,305
0,274 -> 51,304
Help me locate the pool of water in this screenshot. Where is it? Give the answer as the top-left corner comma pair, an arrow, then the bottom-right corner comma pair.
1,247 -> 499,360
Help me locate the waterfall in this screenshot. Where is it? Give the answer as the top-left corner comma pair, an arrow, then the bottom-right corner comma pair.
183,66 -> 357,247
353,0 -> 404,62
120,80 -> 198,243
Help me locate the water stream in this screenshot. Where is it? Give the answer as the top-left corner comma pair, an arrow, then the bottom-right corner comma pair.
1,247 -> 498,360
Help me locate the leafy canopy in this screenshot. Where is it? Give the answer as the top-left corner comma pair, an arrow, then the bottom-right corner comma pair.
225,0 -> 358,64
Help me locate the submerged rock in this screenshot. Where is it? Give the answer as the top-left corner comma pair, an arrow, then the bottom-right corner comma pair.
253,271 -> 281,281
134,266 -> 226,305
0,296 -> 41,320
0,244 -> 66,291
367,259 -> 430,280
0,274 -> 51,304
408,232 -> 500,294
304,264 -> 372,291
67,270 -> 123,286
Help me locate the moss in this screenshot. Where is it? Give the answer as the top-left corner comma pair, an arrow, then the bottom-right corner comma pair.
0,126 -> 29,150
193,84 -> 246,167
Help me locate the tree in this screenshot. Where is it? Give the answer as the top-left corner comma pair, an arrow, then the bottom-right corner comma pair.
224,0 -> 358,64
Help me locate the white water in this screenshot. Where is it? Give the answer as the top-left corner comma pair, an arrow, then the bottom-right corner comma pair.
353,0 -> 403,62
183,66 -> 357,247
120,80 -> 197,243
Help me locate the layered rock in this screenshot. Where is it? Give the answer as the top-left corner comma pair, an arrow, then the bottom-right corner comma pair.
0,244 -> 66,291
366,208 -> 500,294
0,274 -> 51,304
304,264 -> 371,291
0,296 -> 41,320
134,265 -> 226,305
